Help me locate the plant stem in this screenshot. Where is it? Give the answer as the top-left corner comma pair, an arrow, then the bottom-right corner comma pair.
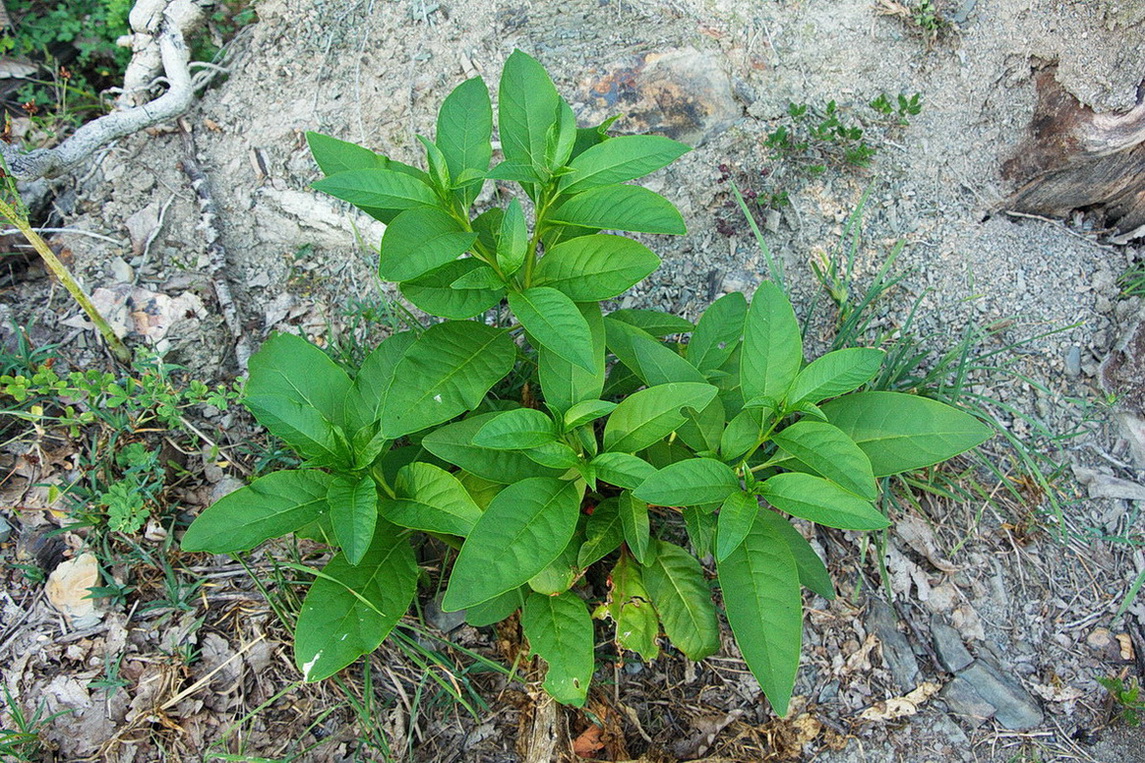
0,196 -> 131,364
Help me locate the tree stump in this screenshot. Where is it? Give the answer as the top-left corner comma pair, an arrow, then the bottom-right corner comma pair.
1003,67 -> 1145,244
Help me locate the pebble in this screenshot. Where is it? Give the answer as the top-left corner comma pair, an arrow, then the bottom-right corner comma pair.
942,656 -> 1044,730
865,598 -> 920,692
0,513 -> 11,544
425,594 -> 467,633
932,617 -> 975,673
1065,345 -> 1081,376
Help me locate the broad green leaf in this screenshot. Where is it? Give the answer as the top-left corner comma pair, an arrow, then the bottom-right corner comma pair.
422,414 -> 563,483
546,98 -> 578,171
346,331 -> 416,436
539,301 -> 605,415
523,441 -> 581,470
378,444 -> 424,487
600,554 -> 660,660
608,308 -> 693,337
718,513 -> 802,715
590,452 -> 656,490
499,50 -> 560,171
634,458 -> 740,507
450,265 -> 504,290
683,505 -> 716,558
643,540 -> 720,660
549,185 -> 685,235
400,259 -> 503,319
558,135 -> 691,194
245,333 -> 352,466
563,399 -> 616,430
604,318 -> 705,387
380,462 -> 482,537
603,382 -> 719,453
312,168 -> 437,212
688,292 -> 747,372
328,474 -> 378,566
534,235 -> 660,301
417,134 -> 451,194
618,490 -> 650,564
578,497 -> 623,566
442,478 -> 582,610
473,408 -> 557,450
182,470 -> 335,553
295,522 -> 417,681
712,342 -> 745,416
379,207 -> 476,282
457,470 -> 504,510
497,198 -> 529,276
570,115 -> 620,161
521,591 -> 594,706
676,398 -> 726,454
466,586 -> 526,627
741,281 -> 802,405
472,206 -> 504,253
759,473 -> 889,530
528,535 -> 581,595
379,321 -> 515,438
716,491 -> 758,562
510,287 -> 595,373
307,131 -> 388,175
436,76 -> 492,206
755,510 -> 835,600
770,421 -> 877,500
821,391 -> 994,477
787,348 -> 885,405
486,161 -> 543,184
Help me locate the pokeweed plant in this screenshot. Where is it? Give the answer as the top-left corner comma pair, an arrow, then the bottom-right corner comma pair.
180,50 -> 991,715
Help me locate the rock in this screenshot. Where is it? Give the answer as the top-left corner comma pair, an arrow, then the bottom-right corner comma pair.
941,675 -> 996,727
0,513 -> 11,544
425,594 -> 466,633
209,475 -> 246,504
949,659 -> 1044,730
578,47 -> 741,146
46,552 -> 103,629
865,598 -> 920,692
932,617 -> 975,673
1065,345 -> 1082,376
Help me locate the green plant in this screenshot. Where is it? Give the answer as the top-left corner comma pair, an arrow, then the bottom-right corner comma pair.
764,95 -> 922,173
0,350 -> 239,436
179,50 -> 990,715
0,0 -> 131,123
0,684 -> 71,760
1098,675 -> 1144,726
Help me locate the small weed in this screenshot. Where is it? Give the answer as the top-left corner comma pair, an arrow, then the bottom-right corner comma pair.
1116,264 -> 1145,298
877,0 -> 952,41
0,683 -> 72,760
764,96 -> 920,173
1098,675 -> 1144,726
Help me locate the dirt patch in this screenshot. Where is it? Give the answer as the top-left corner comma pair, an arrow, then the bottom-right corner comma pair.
3,0 -> 1145,761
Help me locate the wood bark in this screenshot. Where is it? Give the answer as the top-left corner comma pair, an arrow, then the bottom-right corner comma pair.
1003,68 -> 1145,244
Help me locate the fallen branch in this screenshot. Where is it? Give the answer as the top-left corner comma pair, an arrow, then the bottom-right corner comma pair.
177,119 -> 252,372
0,195 -> 132,364
0,0 -> 204,180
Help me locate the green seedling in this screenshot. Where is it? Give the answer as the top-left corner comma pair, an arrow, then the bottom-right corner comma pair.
1098,676 -> 1144,727
180,50 -> 990,716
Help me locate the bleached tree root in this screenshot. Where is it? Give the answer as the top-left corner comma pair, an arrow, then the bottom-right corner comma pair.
0,0 -> 206,181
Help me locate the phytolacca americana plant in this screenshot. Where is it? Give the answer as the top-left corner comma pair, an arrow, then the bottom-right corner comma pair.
180,50 -> 991,714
